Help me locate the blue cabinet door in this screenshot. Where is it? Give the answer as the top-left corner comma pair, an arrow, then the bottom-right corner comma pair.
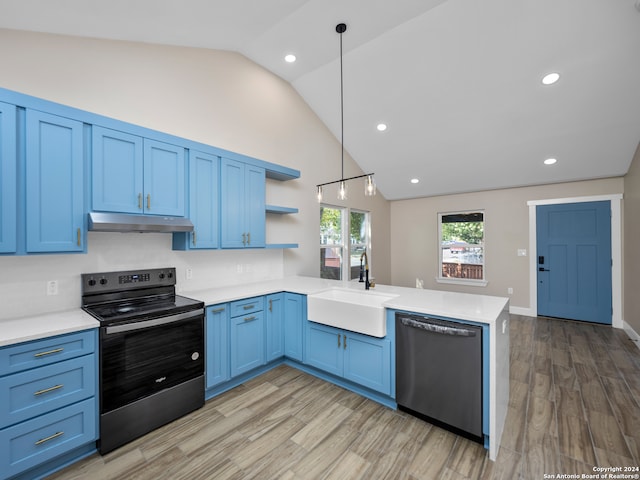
220,158 -> 246,248
245,164 -> 265,248
220,158 -> 265,248
92,126 -> 143,214
343,332 -> 391,395
266,293 -> 284,362
230,311 -> 265,377
0,102 -> 17,253
143,139 -> 185,217
25,110 -> 84,253
206,305 -> 229,389
190,150 -> 219,249
305,322 -> 343,377
284,293 -> 305,362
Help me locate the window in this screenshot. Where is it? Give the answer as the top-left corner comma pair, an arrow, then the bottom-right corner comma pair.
320,206 -> 343,280
438,211 -> 485,285
349,210 -> 369,281
320,205 -> 370,280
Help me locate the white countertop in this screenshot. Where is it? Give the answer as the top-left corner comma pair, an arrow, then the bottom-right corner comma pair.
0,309 -> 100,348
0,276 -> 509,348
184,276 -> 509,326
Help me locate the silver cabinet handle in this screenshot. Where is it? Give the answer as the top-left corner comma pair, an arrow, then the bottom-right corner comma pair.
211,307 -> 225,314
243,305 -> 255,310
34,348 -> 64,358
337,334 -> 341,348
343,335 -> 347,349
247,232 -> 251,245
242,233 -> 246,245
244,315 -> 256,322
34,384 -> 63,396
35,431 -> 64,446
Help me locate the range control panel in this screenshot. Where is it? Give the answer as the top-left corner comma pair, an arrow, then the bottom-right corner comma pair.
81,267 -> 176,294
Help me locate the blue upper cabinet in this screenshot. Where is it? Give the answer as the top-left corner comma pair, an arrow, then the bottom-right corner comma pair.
92,126 -> 185,217
143,139 -> 185,217
25,110 -> 85,253
92,127 -> 143,214
220,158 -> 265,248
173,150 -> 219,250
0,102 -> 17,253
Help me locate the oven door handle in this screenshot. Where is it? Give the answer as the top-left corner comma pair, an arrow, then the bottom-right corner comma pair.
104,309 -> 204,335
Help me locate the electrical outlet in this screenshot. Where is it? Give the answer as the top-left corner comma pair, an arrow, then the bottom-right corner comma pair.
236,264 -> 243,274
47,280 -> 58,296
507,287 -> 513,295
185,268 -> 193,280
517,249 -> 527,257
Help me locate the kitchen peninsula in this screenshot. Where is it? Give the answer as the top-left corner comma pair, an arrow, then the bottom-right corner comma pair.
184,276 -> 510,461
0,276 -> 509,480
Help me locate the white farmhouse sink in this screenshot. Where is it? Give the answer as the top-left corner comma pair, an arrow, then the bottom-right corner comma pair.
307,288 -> 398,337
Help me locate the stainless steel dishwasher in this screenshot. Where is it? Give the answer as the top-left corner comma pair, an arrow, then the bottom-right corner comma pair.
396,312 -> 483,441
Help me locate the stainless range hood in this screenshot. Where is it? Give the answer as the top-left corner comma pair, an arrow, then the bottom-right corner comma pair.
88,212 -> 194,233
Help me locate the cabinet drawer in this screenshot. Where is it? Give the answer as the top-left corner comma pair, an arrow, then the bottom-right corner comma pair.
0,355 -> 96,428
230,297 -> 264,317
0,398 -> 96,479
0,330 -> 96,377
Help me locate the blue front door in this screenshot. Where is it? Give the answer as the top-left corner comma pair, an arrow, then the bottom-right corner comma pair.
537,201 -> 612,324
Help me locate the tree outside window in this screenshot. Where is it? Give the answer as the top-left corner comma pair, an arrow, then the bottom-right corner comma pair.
320,206 -> 343,280
439,211 -> 485,282
320,206 -> 370,280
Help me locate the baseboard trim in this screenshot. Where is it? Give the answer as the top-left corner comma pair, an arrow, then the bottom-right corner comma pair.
509,306 -> 535,317
623,320 -> 640,351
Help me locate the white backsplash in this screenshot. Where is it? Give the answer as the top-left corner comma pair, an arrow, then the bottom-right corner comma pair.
0,232 -> 284,321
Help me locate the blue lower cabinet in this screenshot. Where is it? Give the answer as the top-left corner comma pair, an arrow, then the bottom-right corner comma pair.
266,293 -> 284,362
283,293 -> 305,362
0,330 -> 98,480
305,321 -> 392,396
205,304 -> 229,389
305,323 -> 343,377
0,355 -> 95,428
0,398 -> 96,479
230,310 -> 265,377
343,333 -> 391,395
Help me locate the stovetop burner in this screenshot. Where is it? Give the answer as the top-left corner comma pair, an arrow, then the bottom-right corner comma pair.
81,267 -> 203,326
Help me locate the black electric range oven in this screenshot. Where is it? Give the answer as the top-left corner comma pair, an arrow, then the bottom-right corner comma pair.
81,267 -> 204,454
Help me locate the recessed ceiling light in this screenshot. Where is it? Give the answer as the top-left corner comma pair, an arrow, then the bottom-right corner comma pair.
542,72 -> 560,85
544,158 -> 557,165
284,54 -> 296,63
410,178 -> 420,184
377,123 -> 387,131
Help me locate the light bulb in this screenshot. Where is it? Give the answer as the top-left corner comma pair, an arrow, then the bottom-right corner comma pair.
316,185 -> 323,202
365,175 -> 376,196
338,180 -> 348,200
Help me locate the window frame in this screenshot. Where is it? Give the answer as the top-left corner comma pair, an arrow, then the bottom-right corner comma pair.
348,209 -> 371,281
436,210 -> 488,287
320,204 -> 371,281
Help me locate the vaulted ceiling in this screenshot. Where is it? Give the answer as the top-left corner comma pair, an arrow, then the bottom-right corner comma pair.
2,0 -> 639,200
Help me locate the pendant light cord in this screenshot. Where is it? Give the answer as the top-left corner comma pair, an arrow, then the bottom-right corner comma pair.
338,24 -> 345,181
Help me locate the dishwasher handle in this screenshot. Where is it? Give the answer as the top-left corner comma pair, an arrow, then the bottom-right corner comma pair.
399,316 -> 477,337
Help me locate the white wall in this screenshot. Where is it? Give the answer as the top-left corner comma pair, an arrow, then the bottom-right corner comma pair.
390,177 -> 624,311
0,28 -> 391,320
623,142 -> 640,335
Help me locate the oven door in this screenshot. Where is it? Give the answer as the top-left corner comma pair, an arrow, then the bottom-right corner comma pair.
100,310 -> 204,414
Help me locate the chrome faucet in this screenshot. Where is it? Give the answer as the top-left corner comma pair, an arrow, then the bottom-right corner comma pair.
359,251 -> 371,290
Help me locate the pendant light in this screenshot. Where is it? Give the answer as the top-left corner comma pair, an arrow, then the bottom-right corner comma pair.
316,23 -> 374,202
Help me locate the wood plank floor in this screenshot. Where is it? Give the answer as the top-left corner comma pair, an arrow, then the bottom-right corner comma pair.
47,315 -> 640,480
